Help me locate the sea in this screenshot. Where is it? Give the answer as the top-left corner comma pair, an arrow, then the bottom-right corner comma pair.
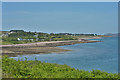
10,37 -> 118,73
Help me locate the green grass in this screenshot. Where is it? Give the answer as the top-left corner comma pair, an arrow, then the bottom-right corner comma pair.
2,55 -> 118,78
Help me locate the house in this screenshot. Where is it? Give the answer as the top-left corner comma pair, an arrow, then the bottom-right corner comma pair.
1,33 -> 9,37
17,38 -> 34,41
17,38 -> 23,41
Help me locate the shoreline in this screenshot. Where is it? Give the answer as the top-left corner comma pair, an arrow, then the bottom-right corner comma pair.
1,37 -> 102,57
1,37 -> 102,48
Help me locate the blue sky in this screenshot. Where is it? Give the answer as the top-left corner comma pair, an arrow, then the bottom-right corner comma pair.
2,2 -> 118,34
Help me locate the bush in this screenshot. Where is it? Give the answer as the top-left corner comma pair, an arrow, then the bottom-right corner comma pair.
2,55 -> 118,78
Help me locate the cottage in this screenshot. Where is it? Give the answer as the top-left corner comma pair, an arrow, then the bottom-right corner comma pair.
17,38 -> 23,41
17,38 -> 33,41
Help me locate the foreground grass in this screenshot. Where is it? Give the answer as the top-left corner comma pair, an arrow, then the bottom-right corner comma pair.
2,55 -> 118,78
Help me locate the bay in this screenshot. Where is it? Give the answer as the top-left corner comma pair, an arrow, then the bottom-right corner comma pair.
11,37 -> 118,73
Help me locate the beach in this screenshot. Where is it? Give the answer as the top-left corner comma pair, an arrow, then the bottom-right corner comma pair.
1,37 -> 102,57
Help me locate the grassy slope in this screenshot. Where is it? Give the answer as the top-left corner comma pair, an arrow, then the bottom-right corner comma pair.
2,55 -> 118,78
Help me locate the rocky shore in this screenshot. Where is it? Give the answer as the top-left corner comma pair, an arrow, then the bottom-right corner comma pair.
1,38 -> 102,57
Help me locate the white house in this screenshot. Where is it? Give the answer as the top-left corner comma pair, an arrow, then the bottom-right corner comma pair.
17,38 -> 23,41
17,38 -> 33,41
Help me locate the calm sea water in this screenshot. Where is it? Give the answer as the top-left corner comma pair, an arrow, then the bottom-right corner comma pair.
11,37 -> 118,73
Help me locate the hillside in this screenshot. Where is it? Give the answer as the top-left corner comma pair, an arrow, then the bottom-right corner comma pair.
2,55 -> 118,78
1,30 -> 100,45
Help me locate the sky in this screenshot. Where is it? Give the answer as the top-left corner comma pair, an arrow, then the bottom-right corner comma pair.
2,2 -> 118,34
2,0 -> 120,2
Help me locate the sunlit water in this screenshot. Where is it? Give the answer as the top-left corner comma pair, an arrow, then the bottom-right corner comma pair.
10,37 -> 118,73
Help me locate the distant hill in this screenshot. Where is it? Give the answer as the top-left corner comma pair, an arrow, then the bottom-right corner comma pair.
104,33 -> 119,37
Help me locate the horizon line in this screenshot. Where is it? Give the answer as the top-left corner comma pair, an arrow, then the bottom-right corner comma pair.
1,0 -> 120,2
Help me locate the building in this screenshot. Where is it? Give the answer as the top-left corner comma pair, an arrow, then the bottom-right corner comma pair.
17,38 -> 23,41
1,33 -> 9,37
17,38 -> 33,41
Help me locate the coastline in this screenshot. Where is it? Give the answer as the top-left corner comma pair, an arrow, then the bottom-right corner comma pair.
1,37 -> 102,57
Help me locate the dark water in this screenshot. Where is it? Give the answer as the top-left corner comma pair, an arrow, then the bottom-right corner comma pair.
11,37 -> 118,73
